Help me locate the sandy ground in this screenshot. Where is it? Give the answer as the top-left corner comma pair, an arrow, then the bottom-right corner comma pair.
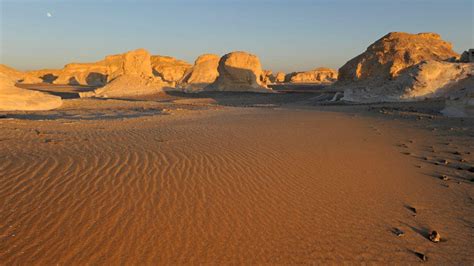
1,84 -> 473,264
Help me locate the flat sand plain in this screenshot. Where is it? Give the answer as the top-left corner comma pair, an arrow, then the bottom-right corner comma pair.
1,85 -> 473,264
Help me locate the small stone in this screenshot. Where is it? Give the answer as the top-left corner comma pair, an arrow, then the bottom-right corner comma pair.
468,167 -> 474,173
439,159 -> 449,165
393,228 -> 404,237
440,175 -> 449,181
415,252 -> 427,261
429,231 -> 441,243
453,151 -> 461,155
459,158 -> 466,162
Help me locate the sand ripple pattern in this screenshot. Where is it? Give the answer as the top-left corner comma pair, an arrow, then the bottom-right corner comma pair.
1,109 -> 473,264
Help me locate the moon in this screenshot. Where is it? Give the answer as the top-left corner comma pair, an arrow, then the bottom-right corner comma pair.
46,12 -> 52,17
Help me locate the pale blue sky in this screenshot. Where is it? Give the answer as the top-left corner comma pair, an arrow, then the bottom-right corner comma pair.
1,0 -> 472,72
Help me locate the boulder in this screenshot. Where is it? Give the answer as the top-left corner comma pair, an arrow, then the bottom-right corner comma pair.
338,32 -> 459,83
206,51 -> 272,93
0,73 -> 62,111
151,55 -> 191,84
286,68 -> 338,84
275,72 -> 285,83
179,54 -> 220,92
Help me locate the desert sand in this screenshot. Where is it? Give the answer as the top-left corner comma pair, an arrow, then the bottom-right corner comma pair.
1,83 -> 473,264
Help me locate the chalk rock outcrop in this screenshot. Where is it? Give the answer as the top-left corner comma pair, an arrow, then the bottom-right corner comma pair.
25,69 -> 62,83
20,74 -> 43,84
179,54 -> 220,92
275,72 -> 285,83
151,56 -> 191,84
206,51 -> 272,93
286,68 -> 338,84
338,32 -> 459,83
80,49 -> 167,98
0,64 -> 24,82
342,60 -> 474,102
459,49 -> 474,63
79,75 -> 166,98
336,32 -> 466,103
51,49 -> 154,87
262,70 -> 276,84
0,73 -> 62,111
53,63 -> 108,86
107,48 -> 153,80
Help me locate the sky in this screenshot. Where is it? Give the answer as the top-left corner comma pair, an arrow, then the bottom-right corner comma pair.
0,0 -> 472,72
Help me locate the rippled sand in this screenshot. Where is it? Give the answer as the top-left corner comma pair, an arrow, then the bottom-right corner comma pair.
1,91 -> 473,264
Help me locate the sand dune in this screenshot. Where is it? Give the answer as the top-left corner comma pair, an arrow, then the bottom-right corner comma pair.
1,100 -> 473,263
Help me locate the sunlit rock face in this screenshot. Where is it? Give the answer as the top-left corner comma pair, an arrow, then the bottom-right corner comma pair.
0,64 -> 24,82
286,68 -> 338,84
48,49 -> 154,87
0,73 -> 62,111
206,51 -> 272,93
261,70 -> 276,84
150,55 -> 191,85
335,32 -> 468,103
338,32 -> 459,83
275,72 -> 285,83
79,49 -> 168,98
179,54 -> 220,92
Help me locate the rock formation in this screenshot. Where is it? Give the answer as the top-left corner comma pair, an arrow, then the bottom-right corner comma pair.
342,60 -> 473,102
80,49 -> 167,98
53,63 -> 108,86
47,48 -> 154,87
79,75 -> 166,98
206,51 -> 272,93
286,68 -> 338,84
20,74 -> 43,84
335,32 -> 465,103
275,72 -> 285,83
24,69 -> 62,83
262,70 -> 276,84
338,32 -> 459,83
0,73 -> 62,111
0,64 -> 24,82
459,49 -> 474,63
151,56 -> 191,85
108,48 -> 154,80
179,54 -> 220,92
